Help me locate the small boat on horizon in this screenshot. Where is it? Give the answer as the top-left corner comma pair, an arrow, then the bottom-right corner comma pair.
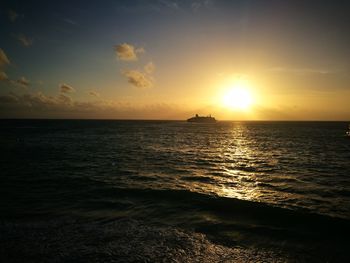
187,114 -> 217,123
346,124 -> 350,137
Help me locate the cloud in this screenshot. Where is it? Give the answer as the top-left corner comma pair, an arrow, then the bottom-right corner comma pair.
63,18 -> 77,25
0,73 -> 31,88
17,76 -> 30,87
114,43 -> 144,61
159,0 -> 180,10
15,34 -> 34,47
88,91 -> 100,97
191,2 -> 201,12
8,9 -> 18,22
0,49 -> 10,67
122,70 -> 154,88
0,92 -> 73,108
60,83 -> 75,93
0,93 -> 19,103
0,91 -> 188,119
121,61 -> 156,88
57,93 -> 73,105
115,44 -> 156,89
0,71 -> 8,81
144,61 -> 155,74
191,0 -> 212,12
153,0 -> 212,13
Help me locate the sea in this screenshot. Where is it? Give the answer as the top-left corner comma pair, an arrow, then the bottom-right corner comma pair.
1,120 -> 350,262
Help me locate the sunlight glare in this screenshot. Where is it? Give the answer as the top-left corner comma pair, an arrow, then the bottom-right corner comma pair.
222,81 -> 253,110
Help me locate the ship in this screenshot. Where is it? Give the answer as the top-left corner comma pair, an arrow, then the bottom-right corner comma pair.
187,114 -> 217,123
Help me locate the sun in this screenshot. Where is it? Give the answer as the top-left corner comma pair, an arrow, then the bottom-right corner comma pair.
222,80 -> 253,110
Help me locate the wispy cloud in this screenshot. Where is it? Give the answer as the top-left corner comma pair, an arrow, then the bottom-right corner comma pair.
268,67 -> 331,75
122,70 -> 154,89
191,0 -> 212,12
14,34 -> 34,47
147,0 -> 212,13
63,18 -> 78,25
7,9 -> 18,22
88,91 -> 100,97
0,49 -> 10,67
60,83 -> 75,93
0,91 -> 186,119
144,61 -> 155,74
17,76 -> 30,87
0,92 -> 73,110
0,93 -> 19,103
5,76 -> 30,88
115,43 -> 156,89
57,93 -> 73,105
0,71 -> 8,81
159,0 -> 180,10
114,43 -> 144,61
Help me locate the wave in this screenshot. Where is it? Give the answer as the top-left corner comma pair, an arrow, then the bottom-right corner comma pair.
56,186 -> 350,260
94,187 -> 350,235
181,175 -> 217,183
2,179 -> 350,261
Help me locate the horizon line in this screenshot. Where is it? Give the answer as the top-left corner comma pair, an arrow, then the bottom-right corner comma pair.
0,118 -> 349,122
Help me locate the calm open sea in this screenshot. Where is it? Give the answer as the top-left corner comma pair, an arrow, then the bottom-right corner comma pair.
1,120 -> 350,262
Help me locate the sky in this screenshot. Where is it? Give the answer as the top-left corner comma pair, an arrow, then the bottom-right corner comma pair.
0,0 -> 350,120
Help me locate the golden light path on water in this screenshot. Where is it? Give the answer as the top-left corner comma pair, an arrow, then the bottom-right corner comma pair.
188,122 -> 302,208
216,123 -> 264,201
99,120 -> 346,217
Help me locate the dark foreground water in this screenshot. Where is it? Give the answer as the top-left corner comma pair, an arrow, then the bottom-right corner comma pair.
1,120 -> 350,262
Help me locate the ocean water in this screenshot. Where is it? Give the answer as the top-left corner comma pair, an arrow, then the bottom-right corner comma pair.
1,120 -> 350,262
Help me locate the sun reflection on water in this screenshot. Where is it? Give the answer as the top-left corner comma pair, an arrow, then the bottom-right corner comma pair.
109,121 -> 348,217
207,122 -> 262,201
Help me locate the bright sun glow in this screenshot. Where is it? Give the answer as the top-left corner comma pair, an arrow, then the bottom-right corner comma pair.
222,81 -> 253,110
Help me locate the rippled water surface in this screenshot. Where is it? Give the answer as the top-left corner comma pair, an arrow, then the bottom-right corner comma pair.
1,120 -> 350,261
2,120 -> 349,218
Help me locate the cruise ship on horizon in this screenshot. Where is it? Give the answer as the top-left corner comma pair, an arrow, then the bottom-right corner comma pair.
187,114 -> 217,123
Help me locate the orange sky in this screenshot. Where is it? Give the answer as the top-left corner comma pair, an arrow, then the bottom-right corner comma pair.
1,1 -> 350,120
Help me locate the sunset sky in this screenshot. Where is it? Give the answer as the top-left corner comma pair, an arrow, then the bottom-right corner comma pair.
1,0 -> 349,120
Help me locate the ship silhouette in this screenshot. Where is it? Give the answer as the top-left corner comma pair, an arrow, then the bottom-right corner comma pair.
187,114 -> 217,123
